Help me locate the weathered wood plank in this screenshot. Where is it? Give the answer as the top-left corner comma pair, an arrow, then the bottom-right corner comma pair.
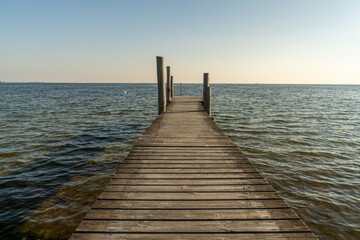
119,163 -> 255,168
116,168 -> 258,174
108,178 -> 268,185
131,146 -> 240,150
71,232 -> 317,240
84,209 -> 298,220
137,136 -> 231,139
98,192 -> 280,200
128,152 -> 245,156
122,160 -> 251,164
104,184 -> 274,192
125,156 -> 247,160
129,151 -> 243,155
134,143 -> 236,147
129,152 -> 244,155
112,173 -> 262,179
91,199 -> 289,209
74,219 -> 310,233
120,162 -> 253,169
135,139 -> 234,144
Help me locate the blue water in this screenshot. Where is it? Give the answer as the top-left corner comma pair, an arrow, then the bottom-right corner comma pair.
0,83 -> 359,239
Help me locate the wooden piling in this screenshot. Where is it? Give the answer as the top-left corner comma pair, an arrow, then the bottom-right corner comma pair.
171,76 -> 174,98
166,66 -> 171,104
205,86 -> 211,116
203,73 -> 211,116
203,73 -> 209,105
156,56 -> 166,114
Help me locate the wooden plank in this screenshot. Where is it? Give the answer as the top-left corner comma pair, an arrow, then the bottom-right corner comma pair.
71,233 -> 317,240
137,136 -> 231,139
130,150 -> 242,153
131,147 -> 240,150
129,151 -> 243,155
115,168 -> 258,174
112,173 -> 262,179
138,136 -> 230,140
84,209 -> 298,220
128,152 -> 245,156
74,219 -> 310,233
135,139 -> 234,144
119,163 -> 254,168
91,199 -> 289,209
125,156 -> 248,160
98,192 -> 280,200
108,178 -> 268,185
134,143 -> 236,147
104,185 -> 274,192
122,160 -> 251,164
125,158 -> 248,161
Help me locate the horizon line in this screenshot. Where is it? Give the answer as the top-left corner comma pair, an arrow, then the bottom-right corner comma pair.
1,81 -> 359,86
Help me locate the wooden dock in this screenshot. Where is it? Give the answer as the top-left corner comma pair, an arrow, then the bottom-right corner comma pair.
70,96 -> 317,239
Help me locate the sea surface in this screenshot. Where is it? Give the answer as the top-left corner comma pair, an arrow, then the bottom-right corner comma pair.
0,83 -> 359,239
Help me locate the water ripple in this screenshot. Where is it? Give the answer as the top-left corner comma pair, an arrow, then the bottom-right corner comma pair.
0,83 -> 359,240
213,84 -> 360,240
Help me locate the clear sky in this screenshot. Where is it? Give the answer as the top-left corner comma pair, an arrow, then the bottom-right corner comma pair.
1,0 -> 359,84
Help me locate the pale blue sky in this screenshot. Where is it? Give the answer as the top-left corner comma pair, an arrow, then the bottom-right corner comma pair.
1,0 -> 359,84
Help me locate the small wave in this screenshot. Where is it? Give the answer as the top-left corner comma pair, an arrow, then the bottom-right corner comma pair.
290,150 -> 350,160
0,152 -> 20,158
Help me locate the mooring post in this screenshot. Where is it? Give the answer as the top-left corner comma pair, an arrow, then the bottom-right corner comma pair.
203,73 -> 209,106
205,86 -> 211,116
156,56 -> 166,114
171,76 -> 174,97
166,66 -> 171,104
203,73 -> 211,116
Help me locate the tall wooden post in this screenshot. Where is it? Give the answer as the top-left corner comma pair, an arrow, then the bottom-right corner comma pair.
156,56 -> 166,114
203,73 -> 209,106
205,86 -> 211,116
166,66 -> 171,104
203,73 -> 211,116
171,76 -> 174,97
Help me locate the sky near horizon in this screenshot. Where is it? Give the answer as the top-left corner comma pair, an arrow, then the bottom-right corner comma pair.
1,0 -> 360,84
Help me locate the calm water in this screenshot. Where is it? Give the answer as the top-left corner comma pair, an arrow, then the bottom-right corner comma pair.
0,83 -> 359,239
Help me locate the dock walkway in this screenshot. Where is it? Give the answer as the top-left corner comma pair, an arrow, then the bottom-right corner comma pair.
71,96 -> 317,239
